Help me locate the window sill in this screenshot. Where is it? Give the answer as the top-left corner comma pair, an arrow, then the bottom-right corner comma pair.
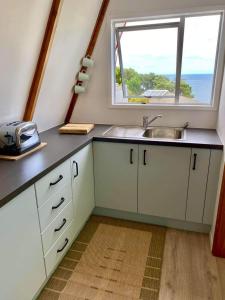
109,103 -> 218,111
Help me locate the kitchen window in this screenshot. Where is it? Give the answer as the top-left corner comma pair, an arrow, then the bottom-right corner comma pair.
112,13 -> 224,107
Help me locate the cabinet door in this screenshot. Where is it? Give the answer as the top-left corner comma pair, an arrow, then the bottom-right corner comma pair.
186,148 -> 210,223
138,145 -> 191,220
71,143 -> 95,236
203,150 -> 222,225
0,186 -> 46,300
94,142 -> 138,212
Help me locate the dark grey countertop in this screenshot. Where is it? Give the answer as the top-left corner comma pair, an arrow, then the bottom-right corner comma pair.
94,128 -> 223,149
0,124 -> 223,208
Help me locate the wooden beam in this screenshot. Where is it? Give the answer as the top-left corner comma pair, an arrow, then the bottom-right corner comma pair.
23,0 -> 63,121
212,164 -> 225,257
64,0 -> 110,124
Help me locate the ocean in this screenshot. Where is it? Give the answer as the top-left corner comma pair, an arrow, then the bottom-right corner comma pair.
166,74 -> 213,103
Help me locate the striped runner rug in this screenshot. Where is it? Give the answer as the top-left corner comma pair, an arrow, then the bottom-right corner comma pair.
38,215 -> 166,300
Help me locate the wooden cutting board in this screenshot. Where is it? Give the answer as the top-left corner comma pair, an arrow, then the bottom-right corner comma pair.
0,142 -> 47,161
59,123 -> 94,135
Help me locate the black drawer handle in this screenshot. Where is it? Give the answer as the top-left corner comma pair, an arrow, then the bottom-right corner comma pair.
73,161 -> 79,178
57,238 -> 69,253
54,218 -> 67,232
50,175 -> 63,186
52,197 -> 65,210
143,150 -> 147,165
192,153 -> 197,170
130,149 -> 134,164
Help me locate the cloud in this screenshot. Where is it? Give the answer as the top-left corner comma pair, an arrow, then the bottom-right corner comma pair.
120,14 -> 220,74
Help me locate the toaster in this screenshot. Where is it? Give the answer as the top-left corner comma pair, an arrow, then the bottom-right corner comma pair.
0,121 -> 41,155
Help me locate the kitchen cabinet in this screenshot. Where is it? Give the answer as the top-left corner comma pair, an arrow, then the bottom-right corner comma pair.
44,221 -> 75,277
93,141 -> 221,225
186,149 -> 222,224
203,150 -> 222,224
94,142 -> 138,212
71,143 -> 95,237
0,186 -> 46,300
186,148 -> 210,223
138,145 -> 191,220
35,160 -> 71,208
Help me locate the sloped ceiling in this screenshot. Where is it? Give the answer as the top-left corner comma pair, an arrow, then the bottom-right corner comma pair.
0,0 -> 102,131
33,0 -> 103,131
0,0 -> 52,124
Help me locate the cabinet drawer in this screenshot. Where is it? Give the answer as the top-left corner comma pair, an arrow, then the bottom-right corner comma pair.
45,221 -> 74,277
42,202 -> 74,254
39,184 -> 72,232
35,160 -> 71,207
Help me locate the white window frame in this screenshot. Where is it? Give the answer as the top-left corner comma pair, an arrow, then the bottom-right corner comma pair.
111,10 -> 225,110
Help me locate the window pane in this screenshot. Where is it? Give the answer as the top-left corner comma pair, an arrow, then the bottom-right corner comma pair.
116,27 -> 178,104
125,18 -> 180,27
180,15 -> 221,105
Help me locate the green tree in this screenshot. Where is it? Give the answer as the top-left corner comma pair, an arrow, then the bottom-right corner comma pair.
115,67 -> 193,98
180,80 -> 193,98
151,75 -> 175,92
115,67 -> 122,85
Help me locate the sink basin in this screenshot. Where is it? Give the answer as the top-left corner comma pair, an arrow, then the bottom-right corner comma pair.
103,126 -> 144,138
103,126 -> 185,140
143,127 -> 185,140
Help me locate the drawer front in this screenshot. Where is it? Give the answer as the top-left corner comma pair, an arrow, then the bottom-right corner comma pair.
45,221 -> 74,277
42,202 -> 74,254
39,184 -> 72,232
35,160 -> 71,207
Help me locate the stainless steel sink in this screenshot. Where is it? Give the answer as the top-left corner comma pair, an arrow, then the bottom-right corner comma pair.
103,125 -> 185,140
143,127 -> 185,140
103,126 -> 144,138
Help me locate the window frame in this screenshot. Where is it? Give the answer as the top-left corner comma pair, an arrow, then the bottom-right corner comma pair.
111,11 -> 225,110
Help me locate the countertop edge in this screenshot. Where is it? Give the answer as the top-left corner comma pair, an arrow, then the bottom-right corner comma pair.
93,136 -> 224,150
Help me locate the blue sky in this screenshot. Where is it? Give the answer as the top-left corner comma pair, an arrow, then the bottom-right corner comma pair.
119,15 -> 220,75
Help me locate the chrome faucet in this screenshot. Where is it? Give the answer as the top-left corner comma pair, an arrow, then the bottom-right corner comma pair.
183,122 -> 189,129
143,114 -> 162,130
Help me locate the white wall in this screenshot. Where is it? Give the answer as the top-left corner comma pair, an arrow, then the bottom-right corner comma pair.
217,69 -> 225,150
0,0 -> 52,123
210,67 -> 225,245
33,0 -> 102,131
0,0 -> 102,132
71,0 -> 225,128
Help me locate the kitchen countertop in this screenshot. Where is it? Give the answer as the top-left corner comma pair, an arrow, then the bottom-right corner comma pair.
0,124 -> 223,208
95,127 -> 223,149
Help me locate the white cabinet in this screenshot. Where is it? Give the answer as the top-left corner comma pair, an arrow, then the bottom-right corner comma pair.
35,160 -> 71,207
71,143 -> 95,237
203,150 -> 222,224
94,142 -> 138,212
138,145 -> 191,220
93,141 -> 221,225
186,149 -> 222,224
0,187 -> 46,300
44,221 -> 74,277
186,148 -> 210,223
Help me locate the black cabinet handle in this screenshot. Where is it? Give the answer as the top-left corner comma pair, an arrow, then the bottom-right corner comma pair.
50,175 -> 63,186
52,197 -> 65,210
130,149 -> 134,164
57,238 -> 69,253
54,218 -> 67,232
192,153 -> 197,170
73,161 -> 79,178
143,150 -> 147,165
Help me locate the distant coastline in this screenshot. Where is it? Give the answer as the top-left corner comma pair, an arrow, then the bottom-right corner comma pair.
166,74 -> 213,103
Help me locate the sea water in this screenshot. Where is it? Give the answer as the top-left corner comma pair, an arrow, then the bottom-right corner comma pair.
167,74 -> 213,103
